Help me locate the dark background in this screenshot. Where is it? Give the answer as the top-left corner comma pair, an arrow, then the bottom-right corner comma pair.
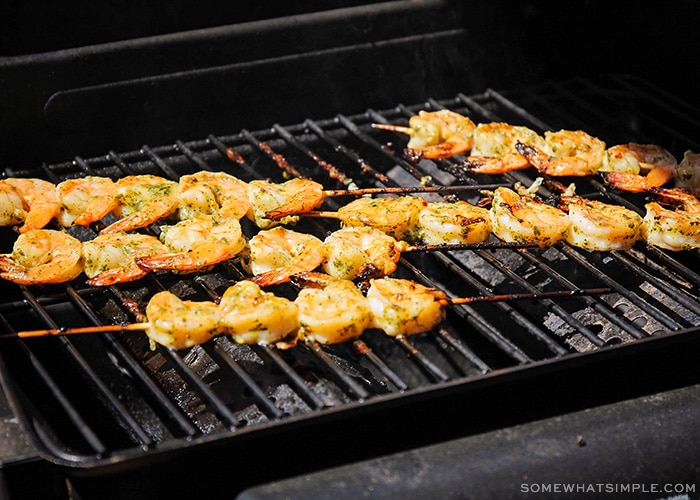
1,0 -> 699,167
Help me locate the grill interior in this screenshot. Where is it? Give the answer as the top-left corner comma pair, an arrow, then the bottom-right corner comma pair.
1,74 -> 699,493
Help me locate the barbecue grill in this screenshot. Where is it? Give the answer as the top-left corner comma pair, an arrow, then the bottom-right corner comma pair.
1,2 -> 699,499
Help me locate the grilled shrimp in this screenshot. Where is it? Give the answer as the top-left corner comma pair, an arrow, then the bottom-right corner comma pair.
415,200 -> 492,245
1,178 -> 60,233
642,188 -> 700,251
246,178 -> 324,229
336,195 -> 428,241
0,229 -> 83,285
403,110 -> 476,159
559,192 -> 643,251
515,130 -> 606,177
322,226 -> 404,280
293,272 -> 374,344
136,215 -> 246,272
56,176 -> 119,228
100,175 -> 179,234
673,150 -> 700,189
462,122 -> 545,174
177,170 -> 250,221
0,181 -> 27,228
489,181 -> 569,247
145,291 -> 223,350
244,227 -> 325,287
600,143 -> 677,193
218,280 -> 300,347
366,277 -> 446,337
82,232 -> 167,286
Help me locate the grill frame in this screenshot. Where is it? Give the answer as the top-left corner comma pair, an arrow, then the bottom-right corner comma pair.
0,75 -> 699,490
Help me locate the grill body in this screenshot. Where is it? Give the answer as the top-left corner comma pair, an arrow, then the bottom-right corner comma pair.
1,2 -> 700,499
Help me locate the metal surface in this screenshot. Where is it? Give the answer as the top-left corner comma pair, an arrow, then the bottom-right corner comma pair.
0,75 -> 698,497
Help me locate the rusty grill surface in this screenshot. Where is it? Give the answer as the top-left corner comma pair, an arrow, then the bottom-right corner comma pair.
0,74 -> 699,473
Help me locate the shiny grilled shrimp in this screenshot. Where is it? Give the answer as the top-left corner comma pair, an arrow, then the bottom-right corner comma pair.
244,227 -> 325,287
218,280 -> 300,347
1,178 -> 60,233
642,188 -> 700,251
246,178 -> 324,229
322,226 -> 404,280
415,200 -> 492,245
82,232 -> 167,286
515,129 -> 606,177
0,229 -> 83,285
489,181 -> 569,247
462,122 -> 545,174
292,272 -> 374,345
56,176 -> 119,228
135,215 -> 247,273
145,291 -> 223,350
366,277 -> 446,337
177,170 -> 250,221
100,175 -> 179,234
336,195 -> 428,241
600,143 -> 677,193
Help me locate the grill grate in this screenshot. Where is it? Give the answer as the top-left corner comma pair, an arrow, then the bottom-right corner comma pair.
0,74 -> 699,471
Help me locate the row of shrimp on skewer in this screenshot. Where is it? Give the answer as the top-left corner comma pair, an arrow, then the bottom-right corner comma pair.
0,169 -> 503,286
372,109 -> 700,193
1,171 -> 699,288
17,270 -> 606,351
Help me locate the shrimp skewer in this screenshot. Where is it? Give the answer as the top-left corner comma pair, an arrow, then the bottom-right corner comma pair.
0,229 -> 83,285
0,178 -> 60,233
372,109 -> 476,159
13,279 -> 608,347
263,183 -> 503,222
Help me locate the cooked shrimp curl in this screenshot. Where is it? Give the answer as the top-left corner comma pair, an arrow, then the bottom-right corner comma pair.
322,226 -> 404,281
374,110 -> 476,159
56,176 -> 119,228
489,182 -> 569,247
247,178 -> 324,229
82,232 -> 167,286
0,178 -> 60,233
219,280 -> 300,347
337,195 -> 428,241
136,215 -> 247,273
642,188 -> 700,251
0,181 -> 27,228
145,291 -> 223,350
415,200 -> 492,245
100,175 -> 179,234
462,122 -> 545,174
515,130 -> 606,177
293,272 -> 374,345
558,192 -> 643,251
0,229 -> 83,285
177,170 -> 250,221
366,277 -> 446,337
244,227 -> 325,287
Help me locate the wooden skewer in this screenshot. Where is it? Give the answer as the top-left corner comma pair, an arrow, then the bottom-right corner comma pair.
320,184 -> 504,197
371,123 -> 414,135
442,287 -> 610,305
6,288 -> 609,340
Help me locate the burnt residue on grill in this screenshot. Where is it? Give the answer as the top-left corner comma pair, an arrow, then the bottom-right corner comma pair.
0,76 -> 699,495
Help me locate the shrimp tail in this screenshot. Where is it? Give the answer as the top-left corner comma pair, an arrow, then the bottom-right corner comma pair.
462,153 -> 531,174
87,266 -> 150,287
